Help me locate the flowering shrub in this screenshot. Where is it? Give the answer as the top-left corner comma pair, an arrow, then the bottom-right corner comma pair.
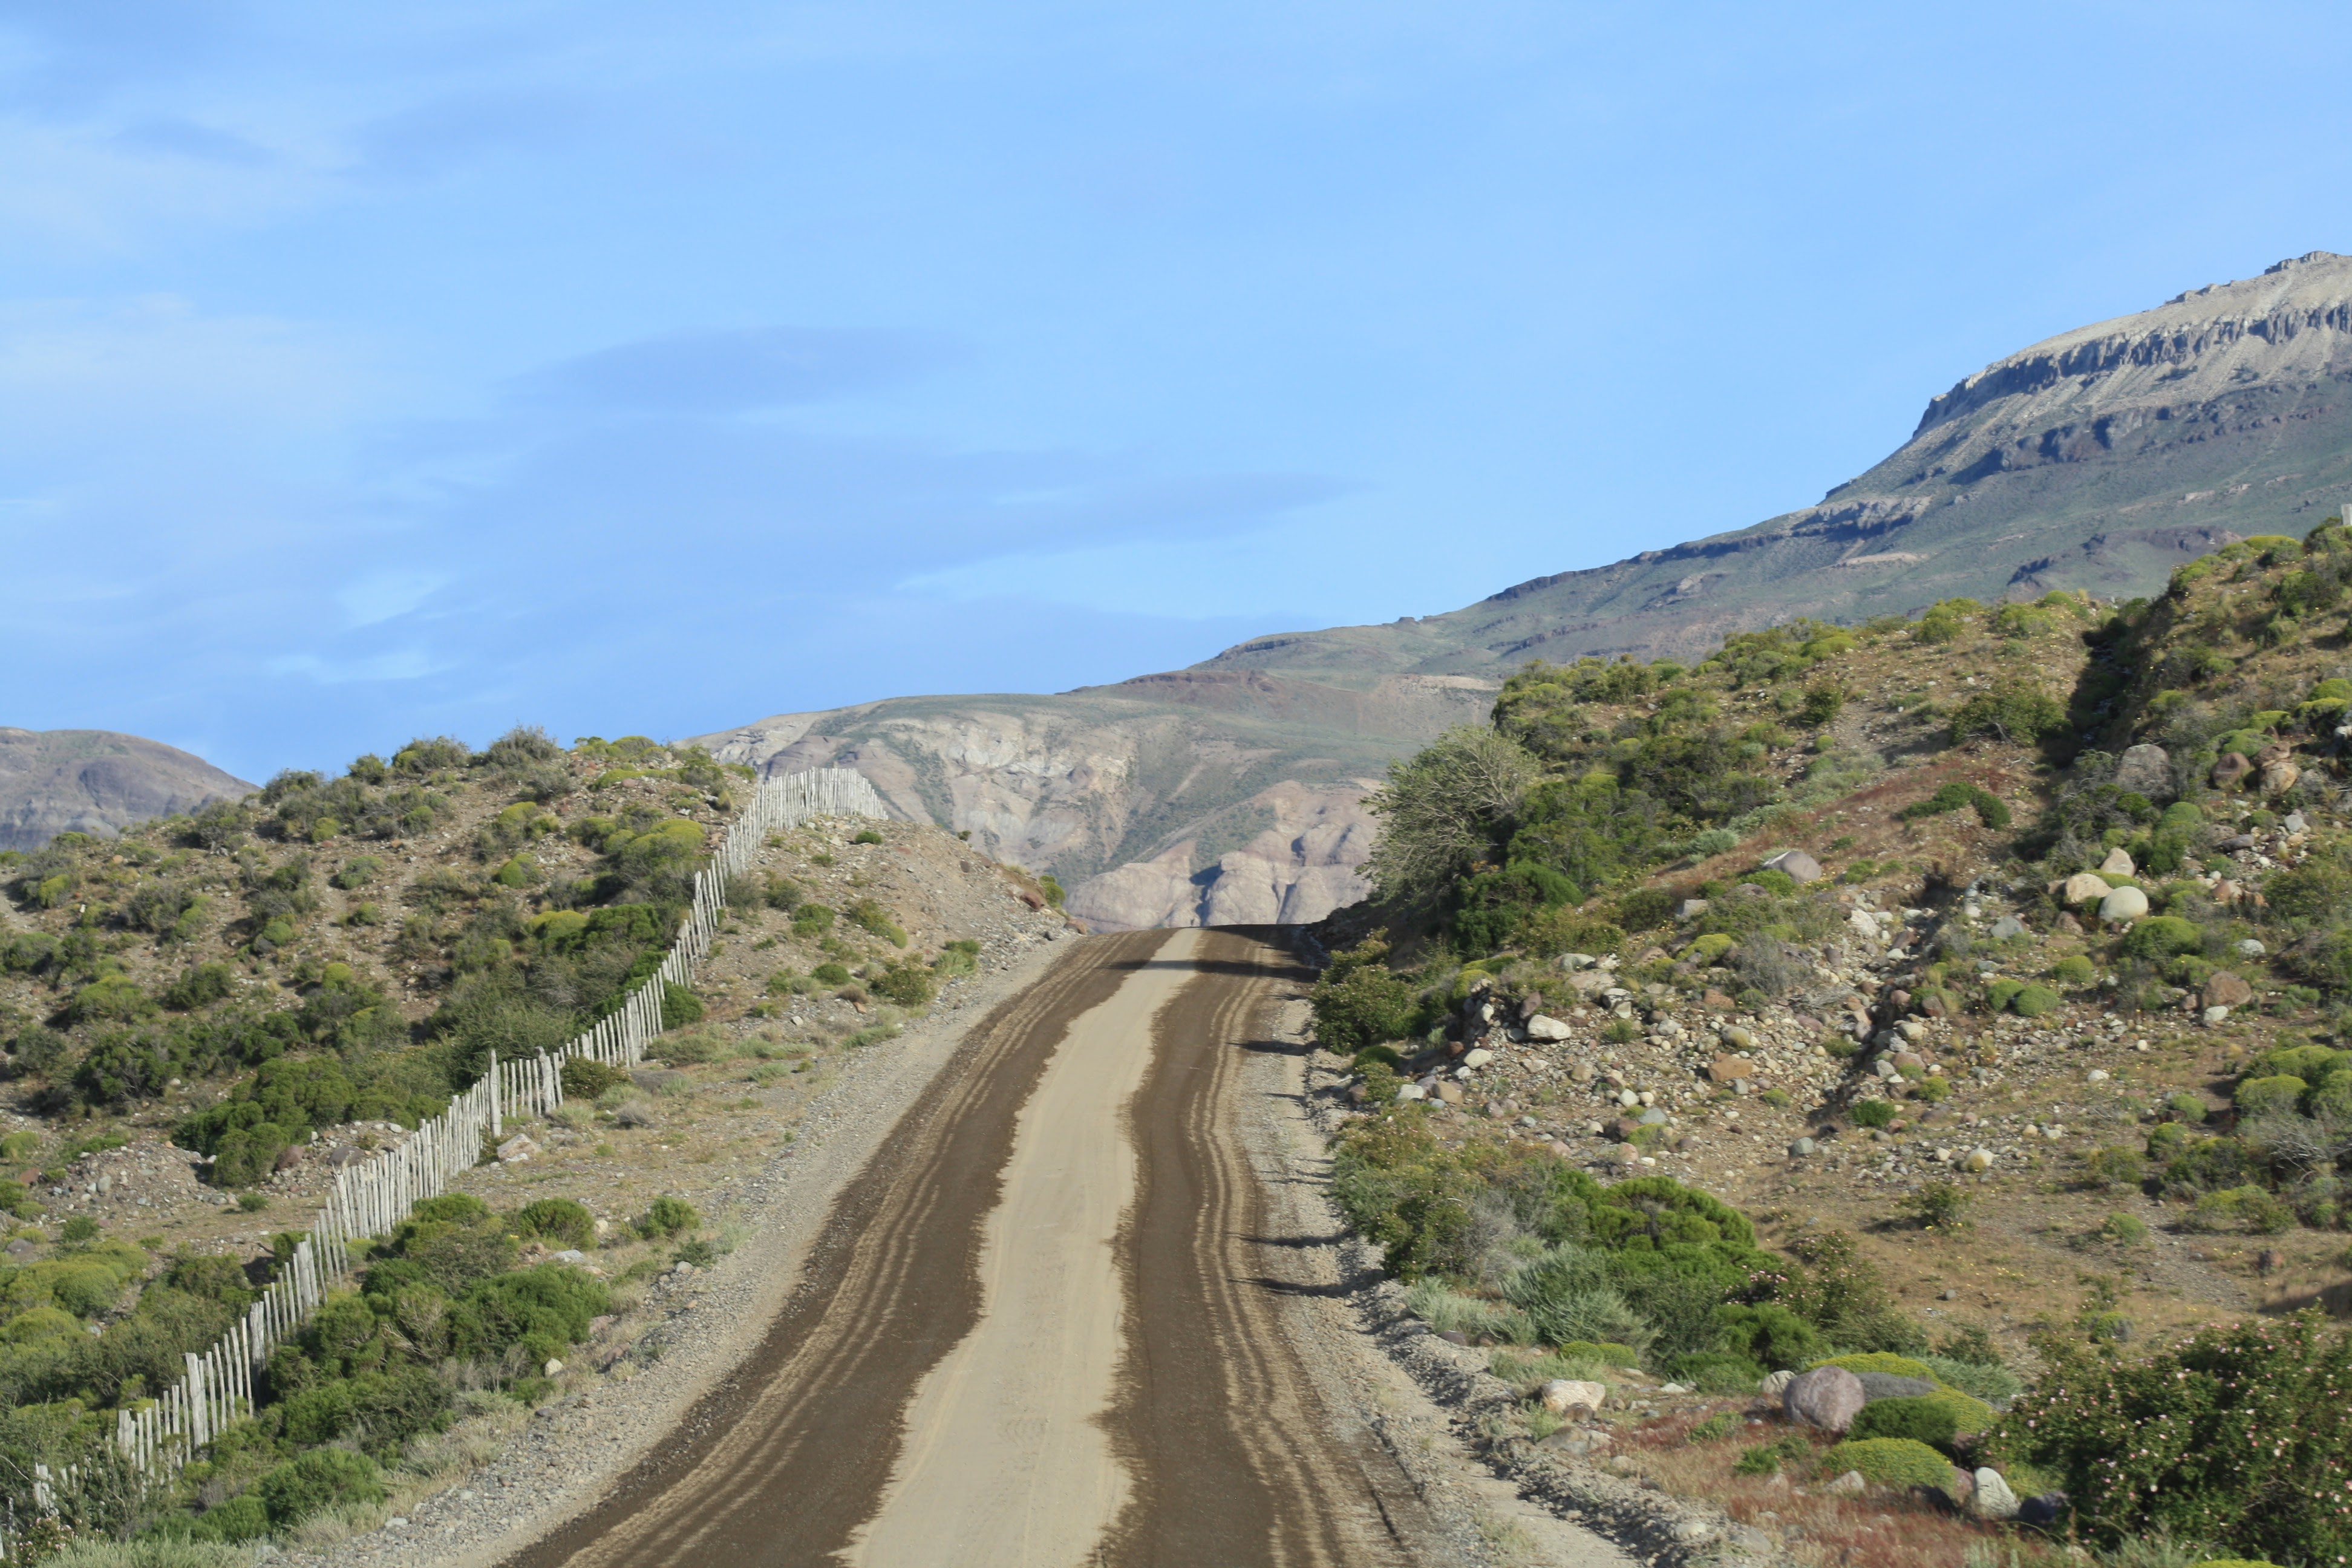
1982,1313 -> 2352,1562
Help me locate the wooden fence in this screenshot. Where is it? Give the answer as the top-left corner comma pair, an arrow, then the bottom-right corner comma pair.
72,766 -> 889,1507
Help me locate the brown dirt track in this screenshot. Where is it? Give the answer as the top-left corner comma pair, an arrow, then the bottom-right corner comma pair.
503,927 -> 1449,1568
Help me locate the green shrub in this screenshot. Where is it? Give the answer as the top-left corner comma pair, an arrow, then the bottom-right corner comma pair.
811,962 -> 850,986
1918,1352 -> 2022,1405
59,1215 -> 100,1245
2164,1093 -> 2209,1123
2099,1212 -> 2151,1247
1820,1436 -> 1955,1490
1984,1313 -> 2352,1560
256,1448 -> 384,1526
561,1056 -> 624,1099
1809,1351 -> 1937,1380
1687,1410 -> 1740,1444
1714,1301 -> 1826,1370
1312,940 -> 1420,1053
791,903 -> 835,939
1899,780 -> 2012,828
2053,955 -> 2098,986
1949,683 -> 2066,746
1849,1099 -> 1897,1129
1734,1431 -> 1815,1476
1901,1180 -> 1972,1232
2083,1145 -> 2147,1190
2124,916 -> 2204,960
848,898 -> 907,946
659,982 -> 704,1029
2011,984 -> 2060,1017
2232,1075 -> 2305,1119
1847,1390 -> 1997,1454
511,1198 -> 595,1250
2186,1184 -> 2293,1234
871,965 -> 935,1007
637,1195 -> 699,1239
851,829 -> 883,844
188,1494 -> 272,1543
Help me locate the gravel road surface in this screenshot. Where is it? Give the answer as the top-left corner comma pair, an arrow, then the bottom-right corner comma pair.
501,927 -> 1622,1568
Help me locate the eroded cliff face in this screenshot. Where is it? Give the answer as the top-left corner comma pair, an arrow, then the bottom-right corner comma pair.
687,673 -> 1488,926
1060,780 -> 1378,930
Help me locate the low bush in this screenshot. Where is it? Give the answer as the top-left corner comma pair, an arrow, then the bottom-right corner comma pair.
560,1056 -> 624,1099
511,1198 -> 595,1250
1849,1099 -> 1897,1129
871,965 -> 935,1007
637,1195 -> 699,1239
1846,1390 -> 1996,1454
2124,916 -> 2204,960
1901,1180 -> 1973,1231
1818,1436 -> 1954,1491
255,1447 -> 384,1526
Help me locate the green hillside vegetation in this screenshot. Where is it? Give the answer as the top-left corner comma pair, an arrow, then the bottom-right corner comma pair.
0,728 -> 753,1172
1316,522 -> 2352,1564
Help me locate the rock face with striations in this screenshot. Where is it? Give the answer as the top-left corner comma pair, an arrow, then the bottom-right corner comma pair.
0,730 -> 252,852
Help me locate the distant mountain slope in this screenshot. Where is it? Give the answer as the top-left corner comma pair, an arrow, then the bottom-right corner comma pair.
1195,250 -> 2352,681
702,251 -> 2352,924
0,729 -> 252,851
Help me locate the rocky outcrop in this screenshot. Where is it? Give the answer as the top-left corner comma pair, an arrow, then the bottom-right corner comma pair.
0,729 -> 252,851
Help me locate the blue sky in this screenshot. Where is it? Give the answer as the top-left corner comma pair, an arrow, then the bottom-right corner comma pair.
5,1 -> 2352,783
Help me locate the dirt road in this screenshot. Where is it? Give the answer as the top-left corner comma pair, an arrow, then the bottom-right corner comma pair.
505,928 -> 1457,1568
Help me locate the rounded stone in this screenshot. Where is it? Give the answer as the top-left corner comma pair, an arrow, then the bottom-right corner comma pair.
2097,886 -> 2150,924
1789,1137 -> 1815,1157
1782,1365 -> 1866,1434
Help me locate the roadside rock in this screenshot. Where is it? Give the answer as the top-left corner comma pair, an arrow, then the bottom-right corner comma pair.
2111,743 -> 2171,797
1854,1372 -> 1936,1402
1763,849 -> 1823,883
2061,872 -> 2112,905
1970,1468 -> 2020,1520
1526,1014 -> 1572,1042
2203,971 -> 2255,1008
1783,1366 -> 1865,1434
2098,886 -> 2149,924
1540,1379 -> 1608,1417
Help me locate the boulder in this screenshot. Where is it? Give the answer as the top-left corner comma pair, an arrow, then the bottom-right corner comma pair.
1782,1366 -> 1866,1434
2203,972 -> 2255,1008
1759,1369 -> 1795,1398
1434,1082 -> 1464,1105
1764,849 -> 1824,883
1722,1025 -> 1758,1050
1677,898 -> 1711,920
495,1134 -> 541,1163
2017,1492 -> 2070,1527
1462,1048 -> 1494,1068
2235,937 -> 2267,957
1558,952 -> 1598,970
1708,1055 -> 1758,1084
1969,1468 -> 2020,1521
273,1145 -> 305,1172
2212,751 -> 2254,789
2099,846 -> 2137,877
1541,1379 -> 1609,1416
2062,872 -> 2112,905
1989,915 -> 2026,939
2284,811 -> 2308,833
1702,989 -> 1736,1010
1854,1372 -> 1937,1402
1526,1014 -> 1572,1042
2098,886 -> 2150,924
1565,969 -> 1614,996
2261,759 -> 2301,794
2202,1005 -> 2232,1027
1823,1470 -> 1866,1495
1394,1083 -> 1426,1102
2111,742 -> 2172,797
1788,1137 -> 1815,1157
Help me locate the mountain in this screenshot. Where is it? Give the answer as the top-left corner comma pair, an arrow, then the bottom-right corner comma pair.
0,729 -> 253,852
701,251 -> 2352,923
1195,250 -> 2352,681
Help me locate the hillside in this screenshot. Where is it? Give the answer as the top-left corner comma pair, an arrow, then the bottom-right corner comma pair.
0,728 -> 251,853
0,728 -> 1069,1544
699,253 -> 2352,930
1304,524 -> 2352,1563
